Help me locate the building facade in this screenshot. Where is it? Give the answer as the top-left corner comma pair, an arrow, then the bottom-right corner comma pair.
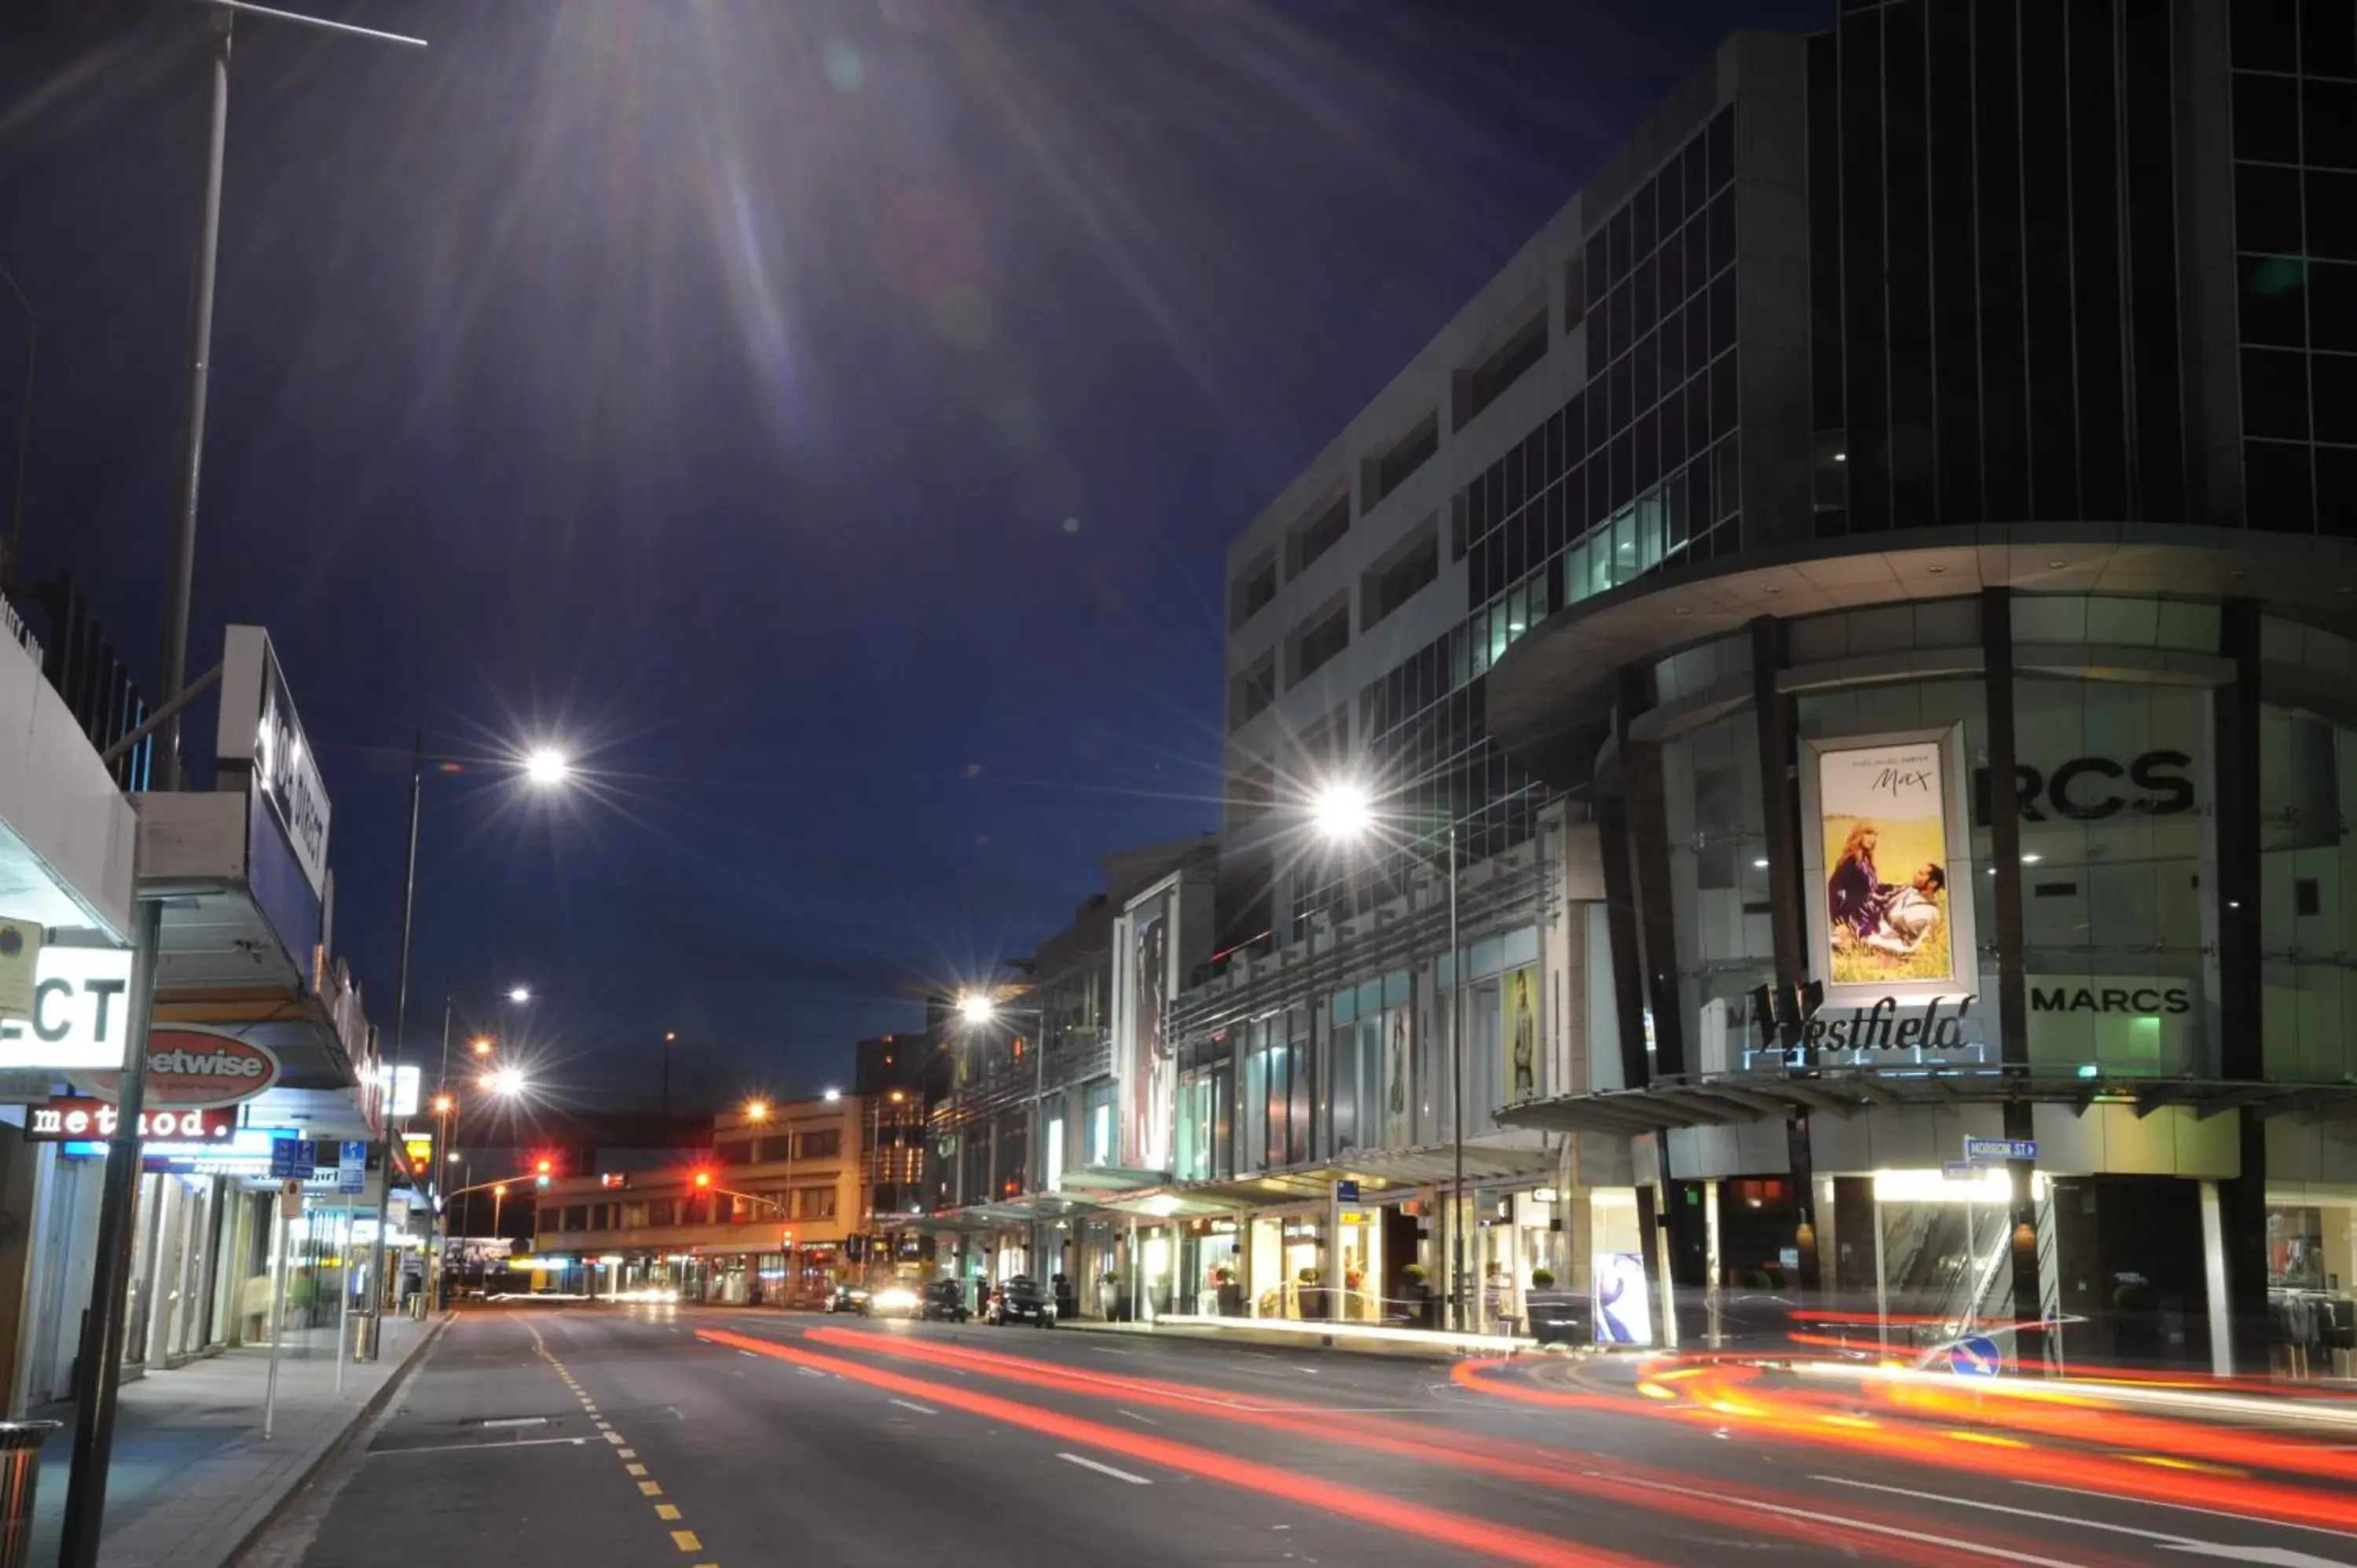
1479,0 -> 2357,1376
532,1095 -> 868,1304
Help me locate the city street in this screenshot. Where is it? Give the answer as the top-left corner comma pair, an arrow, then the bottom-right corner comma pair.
246,1306 -> 2357,1568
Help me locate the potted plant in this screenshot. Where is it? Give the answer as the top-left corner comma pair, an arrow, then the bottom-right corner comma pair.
1097,1270 -> 1125,1321
1211,1262 -> 1243,1317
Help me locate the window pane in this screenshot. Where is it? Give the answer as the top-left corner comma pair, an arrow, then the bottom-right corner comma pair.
2313,351 -> 2357,443
2247,438 -> 2315,528
2244,346 -> 2313,438
2231,0 -> 2298,71
2308,171 -> 2357,261
2234,75 -> 2303,163
2315,262 -> 2357,351
2313,80 -> 2357,170
2243,257 -> 2311,346
2238,163 -> 2304,255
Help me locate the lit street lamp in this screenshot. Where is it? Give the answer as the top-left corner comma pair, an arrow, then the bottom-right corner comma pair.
1312,778 -> 1465,1333
955,987 -> 1050,1271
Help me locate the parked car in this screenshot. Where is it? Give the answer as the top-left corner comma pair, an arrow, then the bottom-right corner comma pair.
920,1279 -> 970,1322
868,1283 -> 922,1317
824,1284 -> 871,1315
987,1275 -> 1056,1327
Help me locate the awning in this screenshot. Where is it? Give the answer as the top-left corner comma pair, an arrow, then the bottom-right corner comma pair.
1494,1070 -> 2357,1136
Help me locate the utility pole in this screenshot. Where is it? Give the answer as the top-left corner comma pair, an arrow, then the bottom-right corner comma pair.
61,8 -> 423,1562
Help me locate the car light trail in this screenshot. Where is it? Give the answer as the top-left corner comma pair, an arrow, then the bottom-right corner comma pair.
697,1327 -> 1651,1568
791,1327 -> 2100,1568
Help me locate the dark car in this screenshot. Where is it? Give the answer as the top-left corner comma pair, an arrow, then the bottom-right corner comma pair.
920,1279 -> 970,1322
824,1284 -> 871,1316
987,1275 -> 1055,1328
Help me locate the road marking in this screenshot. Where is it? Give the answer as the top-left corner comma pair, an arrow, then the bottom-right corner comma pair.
618,1449 -> 636,1459
368,1436 -> 588,1456
626,1464 -> 648,1476
2017,1482 -> 2357,1545
671,1531 -> 702,1553
655,1504 -> 682,1521
640,1481 -> 664,1497
1115,1409 -> 1157,1426
1589,1471 -> 2083,1568
482,1416 -> 547,1430
795,1367 -> 827,1379
739,1350 -> 760,1358
1087,1345 -> 1134,1355
1058,1453 -> 1153,1486
1817,1477 -> 2352,1567
594,1420 -> 611,1430
603,1431 -> 624,1445
1292,1367 -> 1321,1375
889,1399 -> 937,1416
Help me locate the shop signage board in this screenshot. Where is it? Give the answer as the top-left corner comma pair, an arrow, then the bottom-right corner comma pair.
1963,1136 -> 2036,1163
216,626 -> 332,900
84,1027 -> 282,1108
269,1138 -> 317,1179
0,946 -> 134,1074
25,1096 -> 235,1142
1336,1178 -> 1361,1202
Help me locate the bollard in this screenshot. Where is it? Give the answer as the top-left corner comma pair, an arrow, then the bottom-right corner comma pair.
0,1422 -> 59,1568
349,1310 -> 382,1363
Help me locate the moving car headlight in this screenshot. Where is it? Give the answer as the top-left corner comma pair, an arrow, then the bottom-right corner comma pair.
873,1287 -> 919,1312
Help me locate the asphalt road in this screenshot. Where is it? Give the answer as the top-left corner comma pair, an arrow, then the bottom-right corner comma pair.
244,1306 -> 2357,1568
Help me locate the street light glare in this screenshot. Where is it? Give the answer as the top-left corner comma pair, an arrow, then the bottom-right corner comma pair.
1313,780 -> 1376,841
822,1087 -> 842,1102
957,992 -> 995,1024
490,1066 -> 527,1097
470,1036 -> 494,1056
507,986 -> 533,1003
745,1099 -> 769,1121
523,748 -> 571,788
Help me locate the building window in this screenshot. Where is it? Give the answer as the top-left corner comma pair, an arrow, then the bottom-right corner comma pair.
1230,549 -> 1278,630
1456,304 -> 1549,430
1230,652 -> 1277,731
1364,412 -> 1440,508
1360,515 -> 1439,632
794,1185 -> 838,1221
1285,595 -> 1351,687
1284,489 -> 1351,578
792,1128 -> 841,1161
564,1204 -> 588,1231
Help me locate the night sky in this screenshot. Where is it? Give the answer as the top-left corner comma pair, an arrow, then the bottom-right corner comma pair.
0,0 -> 1823,1111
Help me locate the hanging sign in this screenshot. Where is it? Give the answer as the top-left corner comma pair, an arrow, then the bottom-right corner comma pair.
26,1096 -> 235,1142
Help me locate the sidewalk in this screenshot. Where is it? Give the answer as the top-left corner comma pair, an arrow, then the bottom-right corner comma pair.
24,1310 -> 448,1568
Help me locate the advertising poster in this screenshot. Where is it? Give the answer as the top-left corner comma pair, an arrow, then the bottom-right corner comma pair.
1504,966 -> 1538,1103
1593,1251 -> 1652,1346
1813,735 -> 1965,998
1384,1009 -> 1410,1148
1122,893 -> 1175,1172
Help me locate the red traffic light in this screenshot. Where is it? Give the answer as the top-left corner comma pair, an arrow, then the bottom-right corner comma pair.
693,1170 -> 713,1189
535,1158 -> 553,1176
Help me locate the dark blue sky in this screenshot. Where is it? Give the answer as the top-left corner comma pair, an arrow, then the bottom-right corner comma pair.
0,0 -> 1822,1111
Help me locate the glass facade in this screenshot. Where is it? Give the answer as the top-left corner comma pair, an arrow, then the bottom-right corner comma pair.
2232,0 -> 2357,533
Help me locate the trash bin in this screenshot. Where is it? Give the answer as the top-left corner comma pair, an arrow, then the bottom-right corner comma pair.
405,1292 -> 426,1321
0,1421 -> 58,1568
349,1310 -> 382,1363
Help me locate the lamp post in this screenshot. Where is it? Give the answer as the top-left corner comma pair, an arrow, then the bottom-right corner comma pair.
368,743 -> 568,1342
1314,780 -> 1464,1333
428,987 -> 533,1310
662,1031 -> 677,1121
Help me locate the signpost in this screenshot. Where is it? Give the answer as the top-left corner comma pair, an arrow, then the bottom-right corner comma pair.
1963,1136 -> 2036,1164
337,1139 -> 368,1194
1336,1178 -> 1361,1203
264,1178 -> 302,1438
268,1137 -> 317,1180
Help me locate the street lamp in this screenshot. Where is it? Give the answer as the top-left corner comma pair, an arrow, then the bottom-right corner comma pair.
955,987 -> 1050,1271
1312,777 -> 1465,1333
744,1099 -> 769,1122
662,1031 -> 678,1120
524,749 -> 570,789
373,738 -> 572,1343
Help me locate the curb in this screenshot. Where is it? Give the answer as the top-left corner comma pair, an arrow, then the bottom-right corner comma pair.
213,1313 -> 454,1568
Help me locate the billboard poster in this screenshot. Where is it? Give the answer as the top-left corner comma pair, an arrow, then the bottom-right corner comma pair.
1801,726 -> 1976,1006
1120,890 -> 1175,1172
1384,1008 -> 1410,1149
1504,965 -> 1538,1103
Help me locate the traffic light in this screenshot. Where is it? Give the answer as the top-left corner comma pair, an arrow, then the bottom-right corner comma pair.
534,1157 -> 553,1190
692,1170 -> 713,1189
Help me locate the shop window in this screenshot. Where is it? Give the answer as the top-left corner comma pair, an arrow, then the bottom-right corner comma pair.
794,1186 -> 838,1221
793,1128 -> 841,1160
564,1204 -> 588,1232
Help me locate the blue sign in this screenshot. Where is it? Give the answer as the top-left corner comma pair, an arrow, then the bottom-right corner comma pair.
1949,1335 -> 2003,1377
1336,1178 -> 1361,1203
337,1140 -> 367,1193
1963,1136 -> 2036,1163
268,1138 -> 316,1179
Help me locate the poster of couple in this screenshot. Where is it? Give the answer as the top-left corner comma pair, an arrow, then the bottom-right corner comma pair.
1812,733 -> 1969,995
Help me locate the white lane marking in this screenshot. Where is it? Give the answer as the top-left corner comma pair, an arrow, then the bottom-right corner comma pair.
603,1431 -> 625,1445
481,1416 -> 548,1430
371,1436 -> 588,1456
1815,1477 -> 2352,1568
1058,1453 -> 1153,1486
1087,1345 -> 1134,1356
2017,1482 -> 2357,1545
738,1350 -> 760,1358
1292,1366 -> 1321,1375
1115,1408 -> 1157,1426
889,1399 -> 937,1416
1589,1472 -> 2083,1568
